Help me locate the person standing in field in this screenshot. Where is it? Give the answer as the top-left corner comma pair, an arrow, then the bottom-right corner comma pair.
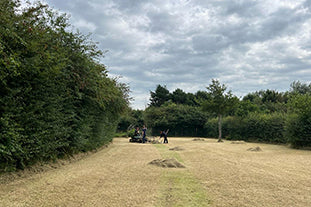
160,130 -> 168,144
142,125 -> 147,143
134,127 -> 140,136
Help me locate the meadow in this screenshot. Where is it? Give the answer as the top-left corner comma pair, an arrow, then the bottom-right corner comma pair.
1,137 -> 310,207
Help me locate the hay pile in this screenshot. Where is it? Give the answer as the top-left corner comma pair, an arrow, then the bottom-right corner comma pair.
149,140 -> 162,144
192,138 -> 205,141
247,147 -> 262,152
231,141 -> 246,144
148,158 -> 185,168
169,146 -> 184,151
147,137 -> 162,144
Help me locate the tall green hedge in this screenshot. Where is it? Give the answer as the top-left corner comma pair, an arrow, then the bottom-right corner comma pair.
144,104 -> 209,137
285,94 -> 311,148
205,113 -> 286,143
285,114 -> 311,148
0,1 -> 127,171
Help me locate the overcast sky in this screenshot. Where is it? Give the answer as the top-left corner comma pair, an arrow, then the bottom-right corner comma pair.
27,0 -> 311,109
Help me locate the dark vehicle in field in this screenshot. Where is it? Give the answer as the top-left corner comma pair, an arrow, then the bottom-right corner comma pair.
129,127 -> 143,143
129,134 -> 143,143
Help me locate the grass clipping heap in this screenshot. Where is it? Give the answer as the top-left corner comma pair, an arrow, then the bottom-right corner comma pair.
148,158 -> 185,168
192,138 -> 205,141
247,146 -> 262,151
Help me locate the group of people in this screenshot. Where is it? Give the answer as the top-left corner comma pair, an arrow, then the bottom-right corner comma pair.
134,125 -> 169,144
134,125 -> 148,143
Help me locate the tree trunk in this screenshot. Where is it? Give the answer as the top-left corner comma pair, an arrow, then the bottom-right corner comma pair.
218,114 -> 223,142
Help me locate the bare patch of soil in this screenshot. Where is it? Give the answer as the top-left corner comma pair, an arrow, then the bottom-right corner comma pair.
149,158 -> 185,168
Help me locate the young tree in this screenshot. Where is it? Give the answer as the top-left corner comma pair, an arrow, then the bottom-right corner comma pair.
201,79 -> 237,142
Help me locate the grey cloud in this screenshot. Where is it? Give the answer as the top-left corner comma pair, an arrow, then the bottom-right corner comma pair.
224,1 -> 260,17
147,11 -> 182,34
37,0 -> 311,109
192,34 -> 230,53
259,8 -> 309,38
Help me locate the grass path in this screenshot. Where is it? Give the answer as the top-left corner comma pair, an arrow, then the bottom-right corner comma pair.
1,138 -> 311,207
154,144 -> 210,207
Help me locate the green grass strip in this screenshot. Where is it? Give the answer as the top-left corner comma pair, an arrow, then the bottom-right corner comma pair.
153,144 -> 210,207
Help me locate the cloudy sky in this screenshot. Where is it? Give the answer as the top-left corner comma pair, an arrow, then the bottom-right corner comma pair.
27,0 -> 311,109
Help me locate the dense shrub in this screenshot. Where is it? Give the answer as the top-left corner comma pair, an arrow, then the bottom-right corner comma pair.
0,1 -> 128,171
144,104 -> 209,137
204,118 -> 218,138
285,94 -> 311,148
205,113 -> 286,143
243,113 -> 286,143
285,114 -> 311,148
117,109 -> 144,132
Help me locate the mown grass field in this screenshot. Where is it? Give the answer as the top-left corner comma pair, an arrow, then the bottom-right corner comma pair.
1,137 -> 311,207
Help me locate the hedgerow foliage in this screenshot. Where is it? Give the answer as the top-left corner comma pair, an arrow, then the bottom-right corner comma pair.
285,94 -> 311,148
0,0 -> 128,171
205,113 -> 286,143
144,104 -> 209,137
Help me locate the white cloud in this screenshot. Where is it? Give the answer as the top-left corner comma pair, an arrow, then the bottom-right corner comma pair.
22,0 -> 311,109
73,18 -> 97,32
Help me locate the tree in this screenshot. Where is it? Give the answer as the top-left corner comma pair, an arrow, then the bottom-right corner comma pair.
171,88 -> 187,104
201,79 -> 237,142
149,85 -> 170,107
243,90 -> 288,113
290,81 -> 311,95
234,100 -> 259,117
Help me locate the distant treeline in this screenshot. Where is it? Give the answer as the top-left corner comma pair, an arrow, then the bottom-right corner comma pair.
118,82 -> 311,148
0,1 -> 128,171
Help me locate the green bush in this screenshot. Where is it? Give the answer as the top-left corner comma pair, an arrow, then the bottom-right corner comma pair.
204,118 -> 218,138
144,104 -> 209,137
285,94 -> 311,148
0,1 -> 127,171
285,114 -> 311,148
127,128 -> 136,138
204,113 -> 286,143
115,132 -> 128,137
240,113 -> 285,143
222,116 -> 244,140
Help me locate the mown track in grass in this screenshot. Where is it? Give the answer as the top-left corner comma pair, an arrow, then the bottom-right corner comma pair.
153,144 -> 210,207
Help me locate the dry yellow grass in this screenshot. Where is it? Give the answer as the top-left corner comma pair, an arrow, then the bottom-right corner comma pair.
0,138 -> 163,207
1,137 -> 311,207
171,138 -> 311,207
